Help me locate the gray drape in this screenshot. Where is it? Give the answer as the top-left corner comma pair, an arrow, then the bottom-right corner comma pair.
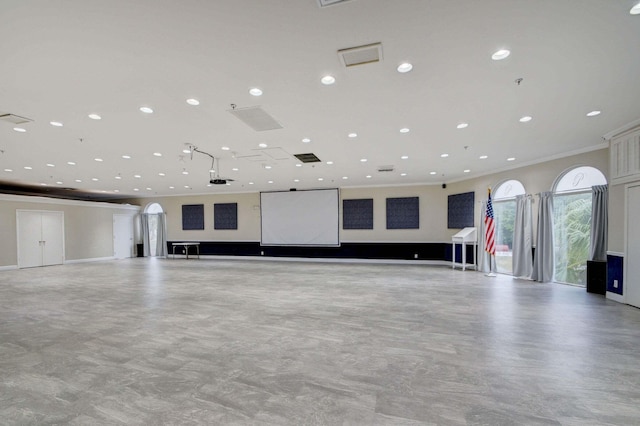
589,184 -> 608,262
532,192 -> 554,282
156,213 -> 168,258
512,194 -> 533,278
140,214 -> 150,257
477,200 -> 495,273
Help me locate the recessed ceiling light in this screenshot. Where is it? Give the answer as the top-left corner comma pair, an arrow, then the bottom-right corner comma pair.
207,184 -> 212,187
186,98 -> 200,106
75,179 -> 82,183
397,62 -> 413,73
158,172 -> 165,176
321,75 -> 336,85
56,181 -> 63,185
258,143 -> 268,148
50,121 -> 63,127
457,123 -> 469,129
139,106 -> 153,114
249,182 -> 254,185
265,165 -> 272,169
326,161 -> 334,165
46,163 -> 55,167
146,187 -> 152,191
134,188 -> 140,191
348,133 -> 358,138
293,179 -> 299,183
507,157 -> 516,161
342,176 -> 348,180
113,190 -> 119,193
91,178 -> 99,181
40,183 -> 47,186
4,169 -> 12,172
302,138 -> 311,143
268,180 -> 274,184
221,146 -> 230,151
115,176 -> 122,179
430,171 -> 437,175
492,49 -> 511,60
479,155 -> 488,159
440,153 -> 449,158
24,166 -> 32,170
464,169 -> 471,173
400,173 -> 407,177
631,3 -> 640,14
182,171 -> 189,175
13,127 -> 26,132
360,158 -> 367,162
586,110 -> 601,117
519,116 -> 532,122
318,178 -> 324,181
153,152 -> 162,157
88,113 -> 102,120
169,186 -> 175,189
94,158 -> 103,162
184,186 -> 189,189
182,149 -> 191,154
399,128 -> 410,133
295,163 -> 302,167
134,174 -> 141,178
249,88 -> 263,96
401,155 -> 409,160
366,175 -> 372,179
122,155 -> 131,159
67,161 -> 76,165
232,168 -> 239,171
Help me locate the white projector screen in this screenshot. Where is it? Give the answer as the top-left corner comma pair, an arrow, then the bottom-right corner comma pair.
260,189 -> 340,246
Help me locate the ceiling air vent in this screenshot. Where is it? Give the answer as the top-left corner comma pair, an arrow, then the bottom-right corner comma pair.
0,113 -> 33,125
228,106 -> 283,132
339,42 -> 382,68
317,0 -> 353,8
378,165 -> 395,172
294,153 -> 321,163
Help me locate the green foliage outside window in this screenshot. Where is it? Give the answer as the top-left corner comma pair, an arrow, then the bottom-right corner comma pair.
554,193 -> 591,285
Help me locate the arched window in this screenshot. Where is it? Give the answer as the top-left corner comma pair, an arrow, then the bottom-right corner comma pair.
552,166 -> 606,285
492,180 -> 526,275
144,203 -> 164,256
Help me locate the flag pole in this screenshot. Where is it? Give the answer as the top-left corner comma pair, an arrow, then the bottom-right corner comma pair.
484,186 -> 497,277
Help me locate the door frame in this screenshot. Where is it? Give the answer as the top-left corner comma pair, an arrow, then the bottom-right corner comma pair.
16,209 -> 65,269
624,182 -> 640,307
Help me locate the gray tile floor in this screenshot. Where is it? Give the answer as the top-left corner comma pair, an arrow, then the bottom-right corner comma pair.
1,258 -> 640,425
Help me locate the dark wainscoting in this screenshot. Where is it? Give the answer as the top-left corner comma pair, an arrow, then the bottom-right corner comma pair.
166,241 -> 467,262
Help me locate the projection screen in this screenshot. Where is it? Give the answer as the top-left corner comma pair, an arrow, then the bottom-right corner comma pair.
260,189 -> 340,246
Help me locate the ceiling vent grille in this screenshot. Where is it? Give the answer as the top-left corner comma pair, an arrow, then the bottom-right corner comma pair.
339,42 -> 383,68
228,106 -> 283,132
294,153 -> 321,163
378,165 -> 395,172
317,0 -> 353,8
0,113 -> 33,125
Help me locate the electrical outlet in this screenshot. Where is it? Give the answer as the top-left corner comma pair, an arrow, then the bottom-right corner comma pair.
261,251 -> 264,256
414,253 -> 418,259
614,279 -> 619,288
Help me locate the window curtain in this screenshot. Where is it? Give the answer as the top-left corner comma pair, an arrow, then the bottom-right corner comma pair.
589,184 -> 608,262
532,192 -> 554,282
140,214 -> 150,257
477,200 -> 495,273
156,213 -> 168,258
512,194 -> 533,278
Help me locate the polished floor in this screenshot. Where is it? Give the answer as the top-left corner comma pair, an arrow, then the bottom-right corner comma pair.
1,258 -> 639,425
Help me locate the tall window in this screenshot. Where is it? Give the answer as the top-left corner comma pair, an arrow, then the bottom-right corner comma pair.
552,166 -> 606,285
144,203 -> 164,257
492,180 -> 526,275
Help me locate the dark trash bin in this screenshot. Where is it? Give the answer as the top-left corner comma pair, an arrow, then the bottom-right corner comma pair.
137,243 -> 144,257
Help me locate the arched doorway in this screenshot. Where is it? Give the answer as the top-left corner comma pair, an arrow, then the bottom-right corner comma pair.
492,179 -> 526,275
552,166 -> 607,285
143,203 -> 167,257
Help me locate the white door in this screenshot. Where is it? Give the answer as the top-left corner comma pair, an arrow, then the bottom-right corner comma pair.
17,210 -> 44,268
17,210 -> 64,268
41,212 -> 64,266
113,214 -> 134,259
626,184 -> 640,308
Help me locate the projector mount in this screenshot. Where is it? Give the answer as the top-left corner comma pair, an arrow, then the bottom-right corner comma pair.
186,145 -> 235,185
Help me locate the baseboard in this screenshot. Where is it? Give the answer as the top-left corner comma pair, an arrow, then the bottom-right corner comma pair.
606,291 -> 625,303
171,254 -> 453,267
65,256 -> 116,264
0,265 -> 18,271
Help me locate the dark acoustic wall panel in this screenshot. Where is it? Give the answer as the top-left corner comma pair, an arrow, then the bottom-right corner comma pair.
386,197 -> 419,229
182,204 -> 204,230
448,191 -> 475,229
214,203 -> 238,230
343,199 -> 374,229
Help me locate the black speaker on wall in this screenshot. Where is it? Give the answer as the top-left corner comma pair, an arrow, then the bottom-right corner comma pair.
442,183 -> 447,189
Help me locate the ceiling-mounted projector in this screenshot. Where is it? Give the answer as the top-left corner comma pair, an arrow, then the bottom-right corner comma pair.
210,178 -> 228,185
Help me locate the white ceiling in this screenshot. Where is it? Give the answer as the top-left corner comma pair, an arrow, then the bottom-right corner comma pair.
1,0 -> 639,198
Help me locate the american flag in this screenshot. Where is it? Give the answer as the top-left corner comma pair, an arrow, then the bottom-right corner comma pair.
485,188 -> 496,255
